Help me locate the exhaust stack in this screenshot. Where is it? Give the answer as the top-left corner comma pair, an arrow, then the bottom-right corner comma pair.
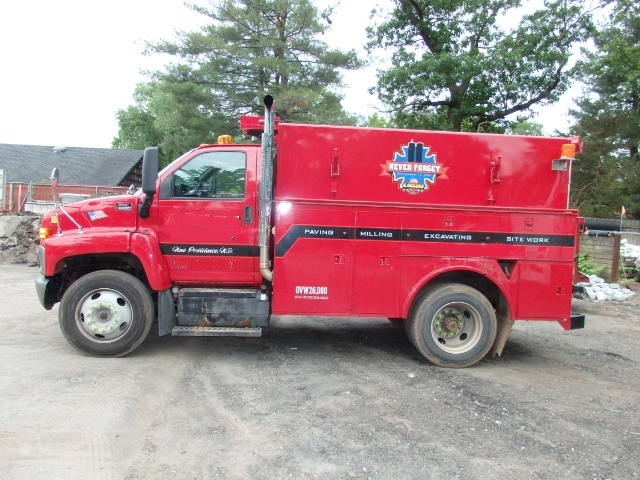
259,95 -> 275,282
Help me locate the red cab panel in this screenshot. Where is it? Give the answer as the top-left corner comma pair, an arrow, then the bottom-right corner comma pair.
153,146 -> 260,286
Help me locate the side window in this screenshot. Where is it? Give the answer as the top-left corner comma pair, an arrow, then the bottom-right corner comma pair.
172,151 -> 246,199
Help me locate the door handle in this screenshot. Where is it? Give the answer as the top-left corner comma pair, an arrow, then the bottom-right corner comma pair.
490,155 -> 502,184
244,206 -> 254,225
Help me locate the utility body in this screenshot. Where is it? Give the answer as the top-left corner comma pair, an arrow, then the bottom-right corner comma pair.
36,99 -> 585,367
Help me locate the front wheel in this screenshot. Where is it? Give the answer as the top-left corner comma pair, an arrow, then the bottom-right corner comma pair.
406,283 -> 497,368
59,270 -> 154,357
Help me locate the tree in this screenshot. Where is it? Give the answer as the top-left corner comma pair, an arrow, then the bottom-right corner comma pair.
113,77 -> 230,162
570,0 -> 640,218
114,0 -> 360,164
360,112 -> 394,128
367,0 -> 595,132
506,118 -> 544,136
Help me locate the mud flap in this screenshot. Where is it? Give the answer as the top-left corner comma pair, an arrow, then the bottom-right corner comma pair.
158,289 -> 176,336
489,313 -> 514,358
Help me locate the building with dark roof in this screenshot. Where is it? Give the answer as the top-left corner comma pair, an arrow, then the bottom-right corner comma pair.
0,144 -> 143,186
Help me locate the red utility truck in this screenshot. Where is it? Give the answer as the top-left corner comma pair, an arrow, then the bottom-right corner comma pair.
36,96 -> 584,367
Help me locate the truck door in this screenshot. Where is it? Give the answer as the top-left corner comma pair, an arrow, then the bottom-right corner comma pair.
156,147 -> 259,285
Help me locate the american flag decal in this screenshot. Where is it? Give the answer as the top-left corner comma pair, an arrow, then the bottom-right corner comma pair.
88,210 -> 108,221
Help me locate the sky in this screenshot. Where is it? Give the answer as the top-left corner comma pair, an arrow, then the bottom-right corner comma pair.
0,0 -> 578,149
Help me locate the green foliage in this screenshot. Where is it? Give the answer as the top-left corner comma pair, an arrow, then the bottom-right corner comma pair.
570,0 -> 640,218
578,253 -> 607,277
113,0 -> 361,165
114,79 -> 234,163
367,0 -> 594,132
360,113 -> 394,128
506,118 -> 544,136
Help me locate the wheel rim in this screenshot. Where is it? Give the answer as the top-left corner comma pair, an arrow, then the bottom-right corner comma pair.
75,288 -> 134,342
430,301 -> 483,354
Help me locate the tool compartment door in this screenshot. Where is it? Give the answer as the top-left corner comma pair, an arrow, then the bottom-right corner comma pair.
352,210 -> 401,315
272,204 -> 354,315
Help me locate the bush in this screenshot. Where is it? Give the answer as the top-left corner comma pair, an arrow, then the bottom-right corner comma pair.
578,253 -> 608,277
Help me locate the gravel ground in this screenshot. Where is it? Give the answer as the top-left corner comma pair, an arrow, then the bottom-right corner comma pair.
1,264 -> 639,480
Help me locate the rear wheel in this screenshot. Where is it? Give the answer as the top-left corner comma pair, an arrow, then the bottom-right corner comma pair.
406,283 -> 497,368
59,270 -> 154,357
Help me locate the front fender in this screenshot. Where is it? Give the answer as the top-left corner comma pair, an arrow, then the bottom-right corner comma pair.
42,230 -> 132,275
40,229 -> 171,292
129,229 -> 171,291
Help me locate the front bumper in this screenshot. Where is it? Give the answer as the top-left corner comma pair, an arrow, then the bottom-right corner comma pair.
35,274 -> 53,310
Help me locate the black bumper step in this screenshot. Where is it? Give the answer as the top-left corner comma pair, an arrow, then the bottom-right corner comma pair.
171,326 -> 263,337
570,313 -> 585,330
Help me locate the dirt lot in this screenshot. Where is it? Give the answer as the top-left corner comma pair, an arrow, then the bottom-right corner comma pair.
1,264 -> 639,480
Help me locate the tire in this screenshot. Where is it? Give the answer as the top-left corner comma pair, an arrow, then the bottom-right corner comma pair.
59,270 -> 154,357
406,283 -> 497,368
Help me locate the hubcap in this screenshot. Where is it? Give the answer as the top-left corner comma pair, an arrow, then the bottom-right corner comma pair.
431,302 -> 483,354
76,289 -> 133,342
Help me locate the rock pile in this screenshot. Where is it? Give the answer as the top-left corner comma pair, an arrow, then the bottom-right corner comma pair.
576,274 -> 636,302
621,239 -> 640,272
0,215 -> 40,265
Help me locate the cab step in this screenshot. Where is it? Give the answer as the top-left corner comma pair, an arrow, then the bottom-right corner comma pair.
171,326 -> 262,337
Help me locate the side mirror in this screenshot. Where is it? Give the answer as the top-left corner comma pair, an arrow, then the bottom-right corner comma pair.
50,167 -> 59,187
139,147 -> 158,218
50,168 -> 60,204
141,147 -> 158,194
